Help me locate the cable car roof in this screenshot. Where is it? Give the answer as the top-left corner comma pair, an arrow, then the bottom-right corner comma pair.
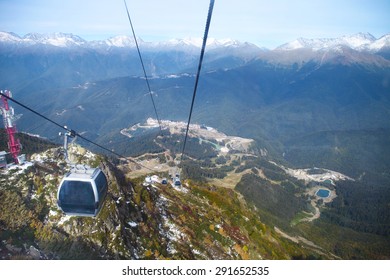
63,167 -> 100,180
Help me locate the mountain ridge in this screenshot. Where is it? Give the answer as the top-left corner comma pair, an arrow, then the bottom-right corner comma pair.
0,31 -> 258,51
277,32 -> 390,52
2,31 -> 389,52
2,31 -> 388,76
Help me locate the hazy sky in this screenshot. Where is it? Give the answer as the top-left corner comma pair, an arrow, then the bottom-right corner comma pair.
1,0 -> 389,48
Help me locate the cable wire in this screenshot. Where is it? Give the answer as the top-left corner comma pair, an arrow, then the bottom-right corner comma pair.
180,0 -> 215,162
0,91 -> 155,172
123,0 -> 163,133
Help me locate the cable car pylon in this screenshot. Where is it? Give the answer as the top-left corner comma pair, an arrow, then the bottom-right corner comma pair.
0,90 -> 22,164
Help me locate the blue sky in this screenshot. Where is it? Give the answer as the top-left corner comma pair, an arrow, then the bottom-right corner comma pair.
1,0 -> 389,48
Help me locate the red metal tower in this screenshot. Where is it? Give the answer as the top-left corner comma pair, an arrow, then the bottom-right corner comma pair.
1,90 -> 21,164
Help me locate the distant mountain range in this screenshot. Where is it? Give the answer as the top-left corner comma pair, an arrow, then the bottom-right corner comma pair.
0,31 -> 260,52
2,31 -> 389,51
0,31 -> 263,92
277,32 -> 390,52
0,31 -> 388,92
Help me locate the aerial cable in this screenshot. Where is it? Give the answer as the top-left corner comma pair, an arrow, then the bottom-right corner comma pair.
123,0 -> 163,133
0,91 -> 155,172
180,0 -> 215,162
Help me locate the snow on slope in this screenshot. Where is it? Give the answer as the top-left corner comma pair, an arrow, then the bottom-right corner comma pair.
1,31 -> 388,53
277,32 -> 390,52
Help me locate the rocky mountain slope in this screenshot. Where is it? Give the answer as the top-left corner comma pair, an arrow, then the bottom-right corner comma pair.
0,140 -> 329,260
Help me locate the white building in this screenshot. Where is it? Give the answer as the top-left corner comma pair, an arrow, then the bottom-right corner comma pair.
0,151 -> 7,168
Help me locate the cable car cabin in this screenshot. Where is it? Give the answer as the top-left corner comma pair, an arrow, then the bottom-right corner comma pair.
57,168 -> 108,217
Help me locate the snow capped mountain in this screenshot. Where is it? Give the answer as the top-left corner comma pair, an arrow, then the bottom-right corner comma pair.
148,37 -> 254,51
177,37 -> 246,48
370,34 -> 390,51
0,31 -> 86,47
0,31 -> 22,43
1,31 -> 389,53
0,31 -> 256,51
98,35 -> 142,48
105,35 -> 139,47
23,32 -> 87,47
343,32 -> 376,49
1,31 -> 388,70
277,32 -> 390,52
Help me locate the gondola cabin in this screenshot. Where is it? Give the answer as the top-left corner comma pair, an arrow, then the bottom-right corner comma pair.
174,177 -> 181,186
174,173 -> 181,186
57,168 -> 108,217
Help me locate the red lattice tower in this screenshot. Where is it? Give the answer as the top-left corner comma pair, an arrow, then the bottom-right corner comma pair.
1,90 -> 21,164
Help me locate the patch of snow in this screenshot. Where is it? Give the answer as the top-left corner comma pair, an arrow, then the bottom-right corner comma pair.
104,36 -> 138,47
369,34 -> 390,51
191,248 -> 207,258
281,38 -> 307,50
128,221 -> 137,228
165,220 -> 183,242
276,32 -> 390,52
171,182 -> 188,193
20,32 -> 86,48
0,31 -> 22,43
57,215 -> 72,226
7,161 -> 33,174
158,37 -> 246,49
49,210 -> 58,217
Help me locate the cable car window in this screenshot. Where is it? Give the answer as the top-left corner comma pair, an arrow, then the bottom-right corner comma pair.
95,171 -> 108,200
59,180 -> 95,213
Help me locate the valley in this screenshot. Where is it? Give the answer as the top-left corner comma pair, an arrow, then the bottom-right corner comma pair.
118,120 -> 354,233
